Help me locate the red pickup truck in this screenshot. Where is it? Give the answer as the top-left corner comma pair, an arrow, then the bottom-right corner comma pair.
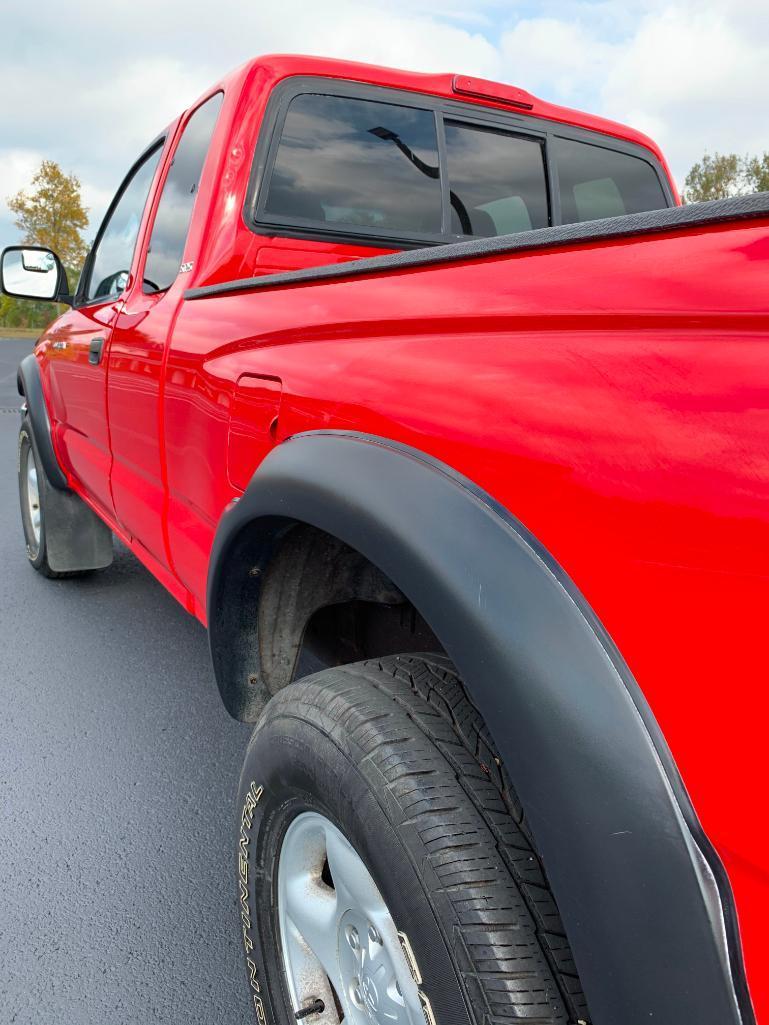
4,54 -> 767,1025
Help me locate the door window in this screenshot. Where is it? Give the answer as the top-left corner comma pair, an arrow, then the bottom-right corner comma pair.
444,121 -> 550,237
85,145 -> 162,302
143,93 -> 223,292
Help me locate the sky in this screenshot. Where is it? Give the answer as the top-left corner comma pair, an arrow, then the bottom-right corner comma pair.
1,0 -> 767,245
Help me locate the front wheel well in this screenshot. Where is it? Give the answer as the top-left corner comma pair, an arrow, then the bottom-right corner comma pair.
208,517 -> 444,722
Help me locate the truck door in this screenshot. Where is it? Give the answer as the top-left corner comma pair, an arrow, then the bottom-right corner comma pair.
47,144 -> 163,519
106,93 -> 223,570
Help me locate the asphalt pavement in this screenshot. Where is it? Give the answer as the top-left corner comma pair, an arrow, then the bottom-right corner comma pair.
0,337 -> 253,1024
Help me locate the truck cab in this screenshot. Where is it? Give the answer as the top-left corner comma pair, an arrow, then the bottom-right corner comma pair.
20,55 -> 678,585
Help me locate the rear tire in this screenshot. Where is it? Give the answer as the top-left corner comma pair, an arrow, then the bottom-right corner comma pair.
236,653 -> 589,1025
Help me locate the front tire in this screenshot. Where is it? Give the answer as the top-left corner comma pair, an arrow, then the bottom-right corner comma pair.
236,654 -> 589,1025
18,418 -> 60,577
17,414 -> 112,577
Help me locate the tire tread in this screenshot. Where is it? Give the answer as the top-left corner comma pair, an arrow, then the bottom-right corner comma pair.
264,653 -> 589,1024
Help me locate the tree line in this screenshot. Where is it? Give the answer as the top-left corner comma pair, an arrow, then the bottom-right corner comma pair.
2,148 -> 768,331
683,152 -> 769,202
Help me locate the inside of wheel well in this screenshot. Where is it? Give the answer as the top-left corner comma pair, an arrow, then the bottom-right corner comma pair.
209,518 -> 445,722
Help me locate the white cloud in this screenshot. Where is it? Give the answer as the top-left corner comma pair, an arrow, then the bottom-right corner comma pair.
500,18 -> 615,103
1,0 -> 767,244
497,1 -> 769,191
0,150 -> 45,204
0,150 -> 46,243
601,3 -> 769,183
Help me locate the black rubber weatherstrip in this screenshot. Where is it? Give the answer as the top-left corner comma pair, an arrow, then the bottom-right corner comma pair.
17,353 -> 68,490
186,190 -> 769,299
207,430 -> 753,1025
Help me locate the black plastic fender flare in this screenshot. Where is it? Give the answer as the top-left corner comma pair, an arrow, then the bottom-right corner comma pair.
17,353 -> 68,490
207,430 -> 752,1025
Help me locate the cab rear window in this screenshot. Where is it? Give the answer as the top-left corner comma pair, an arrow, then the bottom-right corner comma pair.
444,121 -> 549,237
263,94 -> 443,236
254,86 -> 670,246
553,136 -> 668,224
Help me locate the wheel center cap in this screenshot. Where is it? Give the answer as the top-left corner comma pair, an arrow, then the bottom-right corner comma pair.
338,909 -> 390,1024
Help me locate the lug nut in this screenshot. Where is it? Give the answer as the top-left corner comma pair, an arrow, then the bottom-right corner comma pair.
347,925 -> 360,950
368,925 -> 381,944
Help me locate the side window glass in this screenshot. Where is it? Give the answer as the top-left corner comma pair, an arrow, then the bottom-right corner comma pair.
144,93 -> 223,292
553,136 -> 668,224
86,146 -> 162,302
444,121 -> 549,237
262,93 -> 442,236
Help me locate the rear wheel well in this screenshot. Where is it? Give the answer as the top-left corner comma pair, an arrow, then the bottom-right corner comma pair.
209,518 -> 444,721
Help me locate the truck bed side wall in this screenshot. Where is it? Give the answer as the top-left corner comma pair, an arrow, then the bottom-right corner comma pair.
165,216 -> 769,1018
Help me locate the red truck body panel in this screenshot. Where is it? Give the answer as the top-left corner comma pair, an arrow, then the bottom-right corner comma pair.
30,55 -> 764,1020
165,218 -> 769,1020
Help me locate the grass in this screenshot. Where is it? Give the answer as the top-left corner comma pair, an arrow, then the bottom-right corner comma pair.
0,327 -> 40,339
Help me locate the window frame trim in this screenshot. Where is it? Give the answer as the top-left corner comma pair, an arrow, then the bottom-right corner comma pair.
140,89 -> 225,296
441,115 -> 552,235
75,135 -> 167,309
244,76 -> 675,252
550,129 -> 670,225
252,84 -> 448,247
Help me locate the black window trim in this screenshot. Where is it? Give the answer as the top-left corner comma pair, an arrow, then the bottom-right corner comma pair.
253,87 -> 448,247
434,109 -> 450,235
75,134 -> 167,309
550,129 -> 669,225
244,76 -> 675,253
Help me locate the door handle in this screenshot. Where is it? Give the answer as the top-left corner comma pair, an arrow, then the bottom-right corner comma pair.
89,337 -> 105,366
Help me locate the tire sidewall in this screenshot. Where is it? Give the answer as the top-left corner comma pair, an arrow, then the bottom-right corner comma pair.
18,422 -> 46,568
236,705 -> 473,1025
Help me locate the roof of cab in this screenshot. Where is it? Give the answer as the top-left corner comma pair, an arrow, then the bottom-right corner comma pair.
182,53 -> 677,202
226,54 -> 674,185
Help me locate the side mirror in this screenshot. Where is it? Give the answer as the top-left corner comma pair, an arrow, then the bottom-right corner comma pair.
0,246 -> 72,304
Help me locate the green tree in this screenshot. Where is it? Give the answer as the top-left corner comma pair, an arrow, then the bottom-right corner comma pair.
0,294 -> 22,328
683,150 -> 769,203
683,152 -> 743,202
744,153 -> 769,194
2,160 -> 89,330
8,159 -> 88,266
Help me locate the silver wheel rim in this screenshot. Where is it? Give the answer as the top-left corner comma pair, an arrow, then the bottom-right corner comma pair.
277,812 -> 425,1025
25,443 -> 41,546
